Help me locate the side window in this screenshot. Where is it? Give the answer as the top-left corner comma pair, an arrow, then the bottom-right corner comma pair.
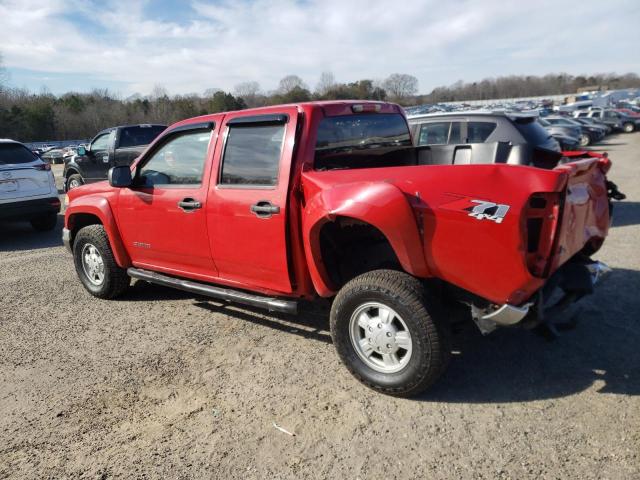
138,130 -> 211,186
91,133 -> 111,152
418,122 -> 450,145
466,122 -> 497,143
219,124 -> 285,186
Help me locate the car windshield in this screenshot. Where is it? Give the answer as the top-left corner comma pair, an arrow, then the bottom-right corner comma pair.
0,143 -> 39,165
315,113 -> 413,170
119,126 -> 166,148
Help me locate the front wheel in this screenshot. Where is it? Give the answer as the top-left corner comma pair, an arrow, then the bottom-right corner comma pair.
73,225 -> 130,299
330,270 -> 451,397
66,174 -> 84,190
623,122 -> 635,133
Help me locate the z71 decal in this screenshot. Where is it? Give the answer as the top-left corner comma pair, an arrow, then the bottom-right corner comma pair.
440,195 -> 511,224
467,200 -> 510,224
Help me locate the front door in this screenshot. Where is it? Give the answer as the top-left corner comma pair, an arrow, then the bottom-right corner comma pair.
207,109 -> 298,294
83,131 -> 114,181
116,125 -> 218,279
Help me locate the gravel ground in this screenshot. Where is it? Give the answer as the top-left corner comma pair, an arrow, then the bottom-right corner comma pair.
1,136 -> 639,479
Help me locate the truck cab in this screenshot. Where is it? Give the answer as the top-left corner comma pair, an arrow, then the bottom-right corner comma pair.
63,124 -> 166,191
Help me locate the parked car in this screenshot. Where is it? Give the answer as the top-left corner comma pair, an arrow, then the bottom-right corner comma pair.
63,101 -> 614,396
63,124 -> 166,191
575,109 -> 640,133
41,148 -> 65,164
0,139 -> 61,231
406,111 -> 562,168
573,118 -> 609,137
543,116 -> 603,146
574,116 -> 613,134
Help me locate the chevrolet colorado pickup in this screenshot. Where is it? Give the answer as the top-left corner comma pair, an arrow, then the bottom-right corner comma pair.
63,124 -> 166,191
63,101 -> 614,396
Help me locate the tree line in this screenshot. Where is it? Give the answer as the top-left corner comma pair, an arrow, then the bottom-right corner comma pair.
1,54 -> 639,143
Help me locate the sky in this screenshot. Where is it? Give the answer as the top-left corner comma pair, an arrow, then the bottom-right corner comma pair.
1,0 -> 639,97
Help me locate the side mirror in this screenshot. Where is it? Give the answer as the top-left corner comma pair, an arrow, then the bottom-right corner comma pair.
108,166 -> 132,188
77,146 -> 87,156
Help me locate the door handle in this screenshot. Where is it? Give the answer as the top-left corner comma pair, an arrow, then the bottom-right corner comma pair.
178,198 -> 202,211
250,200 -> 280,218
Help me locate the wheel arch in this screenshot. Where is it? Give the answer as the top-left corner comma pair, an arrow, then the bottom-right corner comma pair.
303,182 -> 429,297
65,196 -> 131,268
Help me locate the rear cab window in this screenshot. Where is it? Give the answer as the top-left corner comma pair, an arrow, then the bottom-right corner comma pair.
119,125 -> 166,149
314,113 -> 412,170
0,143 -> 39,165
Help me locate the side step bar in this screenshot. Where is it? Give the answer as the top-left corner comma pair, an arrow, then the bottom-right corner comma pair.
127,268 -> 298,314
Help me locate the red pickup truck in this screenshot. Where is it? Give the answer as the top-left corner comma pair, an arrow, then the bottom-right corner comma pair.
63,101 -> 614,396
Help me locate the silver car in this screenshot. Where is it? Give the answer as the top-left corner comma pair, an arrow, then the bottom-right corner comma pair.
0,139 -> 61,231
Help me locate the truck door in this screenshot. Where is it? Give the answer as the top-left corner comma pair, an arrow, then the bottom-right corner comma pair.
207,109 -> 298,294
116,123 -> 218,278
82,130 -> 114,181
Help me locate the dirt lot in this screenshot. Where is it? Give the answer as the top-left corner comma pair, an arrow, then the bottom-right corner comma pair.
1,135 -> 639,479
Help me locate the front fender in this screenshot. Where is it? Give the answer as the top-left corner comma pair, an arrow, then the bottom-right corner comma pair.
65,195 -> 131,268
302,181 -> 428,296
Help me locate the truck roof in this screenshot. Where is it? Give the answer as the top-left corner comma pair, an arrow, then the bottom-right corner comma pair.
94,123 -> 167,136
173,100 -> 402,127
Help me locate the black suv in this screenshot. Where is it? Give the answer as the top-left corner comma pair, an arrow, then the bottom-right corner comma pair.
406,112 -> 561,168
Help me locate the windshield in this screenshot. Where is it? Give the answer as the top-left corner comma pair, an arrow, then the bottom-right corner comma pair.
0,143 -> 39,165
314,113 -> 413,170
119,125 -> 166,148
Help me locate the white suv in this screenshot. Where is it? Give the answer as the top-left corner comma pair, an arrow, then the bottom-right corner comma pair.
0,139 -> 60,231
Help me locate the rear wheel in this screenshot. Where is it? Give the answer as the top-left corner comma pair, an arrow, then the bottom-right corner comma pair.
30,212 -> 57,231
330,270 -> 451,397
73,225 -> 130,299
66,174 -> 84,190
579,133 -> 591,147
623,122 -> 635,133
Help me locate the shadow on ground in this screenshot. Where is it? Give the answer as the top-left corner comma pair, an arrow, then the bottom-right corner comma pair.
123,267 -> 639,404
0,214 -> 64,251
420,266 -> 640,403
611,201 -> 640,228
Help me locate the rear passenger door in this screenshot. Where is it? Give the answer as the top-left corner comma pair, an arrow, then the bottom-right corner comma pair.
207,109 -> 298,294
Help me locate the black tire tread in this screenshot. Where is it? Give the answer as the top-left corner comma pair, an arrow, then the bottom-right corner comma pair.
330,269 -> 451,397
73,225 -> 130,299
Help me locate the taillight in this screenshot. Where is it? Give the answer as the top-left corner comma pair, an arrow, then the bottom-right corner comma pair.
34,163 -> 51,171
524,192 -> 561,277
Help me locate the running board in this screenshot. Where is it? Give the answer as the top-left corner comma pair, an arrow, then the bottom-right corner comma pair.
127,268 -> 298,314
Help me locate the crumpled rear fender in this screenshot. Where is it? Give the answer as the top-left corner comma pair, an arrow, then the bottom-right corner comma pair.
302,181 -> 428,297
65,195 -> 131,268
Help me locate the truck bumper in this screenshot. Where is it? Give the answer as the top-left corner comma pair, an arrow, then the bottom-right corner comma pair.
473,259 -> 611,334
62,227 -> 72,253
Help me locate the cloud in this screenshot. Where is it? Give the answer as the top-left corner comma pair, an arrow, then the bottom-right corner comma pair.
0,0 -> 638,96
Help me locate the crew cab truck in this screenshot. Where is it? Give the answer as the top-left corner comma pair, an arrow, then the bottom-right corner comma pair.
63,124 -> 166,191
63,101 -> 613,396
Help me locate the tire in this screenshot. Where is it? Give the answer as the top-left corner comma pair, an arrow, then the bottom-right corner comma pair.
66,174 -> 84,190
30,212 -> 58,231
72,224 -> 130,299
623,122 -> 635,133
330,269 -> 451,397
579,134 -> 590,147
